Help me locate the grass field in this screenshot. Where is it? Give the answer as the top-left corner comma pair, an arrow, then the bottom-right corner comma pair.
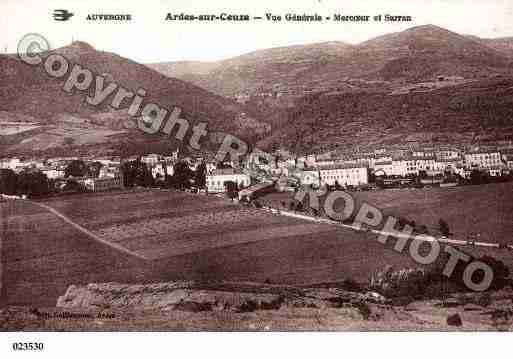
1,184 -> 511,306
261,182 -> 513,245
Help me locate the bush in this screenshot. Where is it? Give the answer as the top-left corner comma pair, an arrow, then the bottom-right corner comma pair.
476,255 -> 510,291
439,219 -> 450,236
355,302 -> 372,320
476,292 -> 492,307
417,225 -> 429,234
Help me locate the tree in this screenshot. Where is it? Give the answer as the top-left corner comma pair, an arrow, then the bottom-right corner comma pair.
224,180 -> 239,201
17,170 -> 50,197
479,255 -> 510,290
87,161 -> 103,178
438,218 -> 450,236
0,169 -> 18,195
62,179 -> 85,193
418,225 -> 429,234
168,161 -> 194,189
470,169 -> 487,185
194,162 -> 207,189
121,159 -> 154,188
65,160 -> 88,178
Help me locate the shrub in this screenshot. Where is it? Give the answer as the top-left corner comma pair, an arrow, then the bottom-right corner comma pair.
476,255 -> 510,290
439,218 -> 450,236
476,292 -> 492,307
355,302 -> 372,320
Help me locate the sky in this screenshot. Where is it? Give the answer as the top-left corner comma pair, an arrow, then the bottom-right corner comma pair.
1,0 -> 513,63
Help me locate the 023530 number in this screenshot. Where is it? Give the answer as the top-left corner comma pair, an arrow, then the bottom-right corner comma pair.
12,342 -> 44,351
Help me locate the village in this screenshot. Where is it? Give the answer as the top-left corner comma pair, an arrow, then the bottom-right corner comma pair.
1,142 -> 513,199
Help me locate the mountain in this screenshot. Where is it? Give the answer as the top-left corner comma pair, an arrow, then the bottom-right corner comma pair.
469,36 -> 513,58
150,25 -> 513,97
149,41 -> 355,97
144,25 -> 513,152
147,61 -> 220,78
0,41 -> 267,156
360,25 -> 512,81
257,76 -> 513,153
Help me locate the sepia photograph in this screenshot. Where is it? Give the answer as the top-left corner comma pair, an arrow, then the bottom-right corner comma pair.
1,0 -> 513,356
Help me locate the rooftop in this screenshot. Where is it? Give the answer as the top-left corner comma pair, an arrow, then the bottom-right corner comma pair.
317,163 -> 368,170
208,168 -> 245,176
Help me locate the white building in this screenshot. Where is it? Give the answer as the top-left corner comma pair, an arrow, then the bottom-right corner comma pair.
374,160 -> 394,176
413,149 -> 435,158
140,154 -> 161,167
41,168 -> 65,179
464,150 -> 502,169
82,176 -> 123,192
318,164 -> 368,187
97,158 -> 121,167
206,169 -> 251,193
414,156 -> 437,172
0,158 -> 22,171
299,169 -> 320,188
390,156 -> 436,177
151,163 -> 174,179
454,165 -> 471,179
434,157 -> 462,173
436,148 -> 460,161
99,166 -> 122,179
391,158 -> 418,177
488,166 -> 504,177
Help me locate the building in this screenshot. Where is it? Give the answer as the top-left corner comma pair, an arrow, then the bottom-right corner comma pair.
414,156 -> 437,172
318,164 -> 368,187
436,148 -> 460,161
434,157 -> 462,174
454,165 -> 471,179
41,168 -> 65,179
81,176 -> 123,192
501,152 -> 513,170
487,166 -> 504,177
299,169 -> 320,188
206,168 -> 251,193
374,160 -> 394,177
464,150 -> 502,169
0,158 -> 22,171
388,155 -> 437,177
413,149 -> 435,158
391,157 -> 418,177
99,166 -> 122,179
140,154 -> 161,167
238,182 -> 275,201
151,163 -> 174,179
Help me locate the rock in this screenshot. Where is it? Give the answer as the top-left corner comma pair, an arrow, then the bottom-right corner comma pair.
447,313 -> 463,327
56,281 -> 392,314
369,266 -> 428,298
361,291 -> 388,304
56,282 -> 284,312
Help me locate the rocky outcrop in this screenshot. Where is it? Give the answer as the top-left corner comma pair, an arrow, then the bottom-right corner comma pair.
56,281 -> 389,313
